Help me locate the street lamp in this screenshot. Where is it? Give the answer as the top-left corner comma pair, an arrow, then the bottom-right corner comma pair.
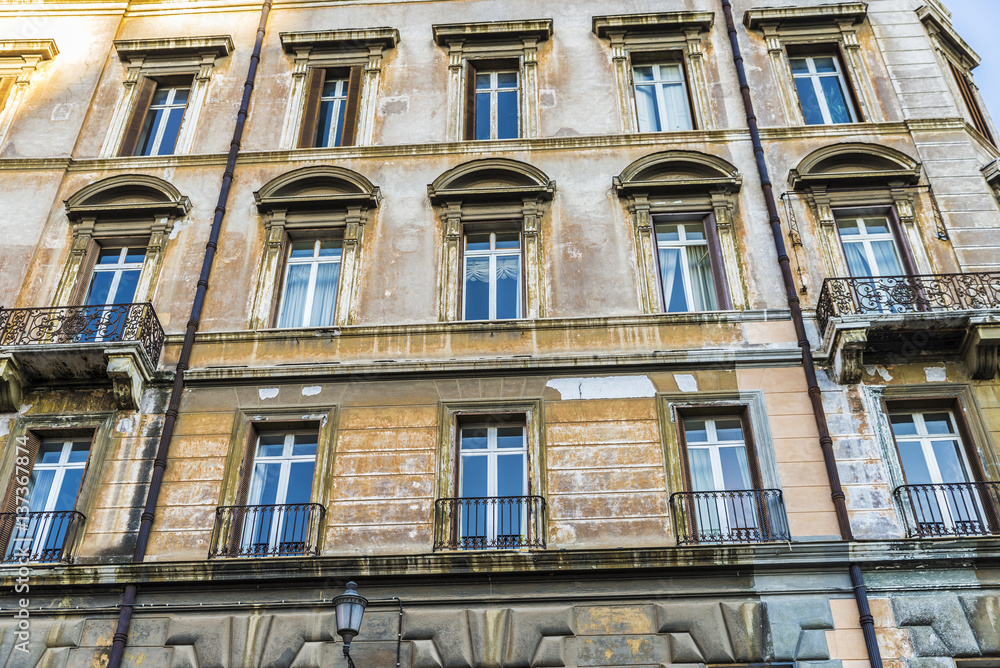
333,581 -> 368,667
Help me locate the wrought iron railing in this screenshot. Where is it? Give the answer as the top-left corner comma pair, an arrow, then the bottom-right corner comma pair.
0,510 -> 86,564
0,303 -> 165,365
816,272 -> 1000,333
434,495 -> 546,550
209,503 -> 325,558
894,481 -> 1000,538
670,489 -> 790,545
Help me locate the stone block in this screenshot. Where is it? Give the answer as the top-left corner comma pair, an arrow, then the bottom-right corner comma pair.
576,605 -> 654,636
765,597 -> 835,661
892,595 -> 981,656
575,634 -> 667,666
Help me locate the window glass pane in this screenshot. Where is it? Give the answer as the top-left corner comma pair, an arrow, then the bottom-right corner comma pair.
466,233 -> 491,251
113,269 -> 142,303
497,90 -> 518,139
173,88 -> 190,104
463,256 -> 491,320
862,218 -> 891,235
719,445 -> 752,490
634,85 -> 660,132
475,92 -> 491,140
923,413 -> 953,435
715,419 -> 744,442
656,224 -> 680,242
461,428 -> 488,449
688,448 -> 713,491
842,241 -> 873,277
97,248 -> 123,264
931,440 -> 970,483
475,73 -> 491,90
889,414 -> 918,436
460,454 -> 488,497
152,87 -> 171,105
285,461 -> 316,505
870,241 -> 903,276
813,57 -> 837,73
497,427 -> 524,448
494,232 -> 520,249
495,256 -> 521,319
898,441 -> 932,484
279,263 -> 311,328
292,434 -> 317,457
38,441 -> 64,463
68,442 -> 90,463
684,420 -> 708,443
316,99 -> 337,148
137,108 -> 165,155
322,80 -> 341,97
251,462 -> 281,505
663,82 -> 692,131
819,76 -> 851,123
794,77 -> 824,125
837,219 -> 861,235
497,453 -> 525,497
789,58 -> 810,74
659,64 -> 684,82
290,241 -> 316,258
497,72 -> 517,88
308,261 -> 339,327
27,470 -> 55,512
257,434 -> 286,457
85,272 -> 115,306
155,108 -> 184,155
318,240 -> 343,257
633,66 -> 655,82
681,223 -> 705,241
124,249 -> 146,264
659,247 -> 689,312
54,469 -> 84,511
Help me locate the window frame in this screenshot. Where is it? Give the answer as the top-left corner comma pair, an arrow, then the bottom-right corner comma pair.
787,50 -> 860,126
460,226 -> 525,322
651,213 -> 731,313
0,40 -> 58,147
630,55 -> 696,133
130,79 -> 192,157
275,236 -> 345,329
467,63 -> 521,141
831,207 -> 917,280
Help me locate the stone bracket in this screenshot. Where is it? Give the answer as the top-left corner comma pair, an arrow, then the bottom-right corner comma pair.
827,323 -> 870,385
106,348 -> 153,410
962,320 -> 1000,380
0,354 -> 24,413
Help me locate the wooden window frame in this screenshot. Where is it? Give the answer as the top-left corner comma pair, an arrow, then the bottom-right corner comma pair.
117,75 -> 194,157
675,406 -> 764,493
296,66 -> 363,149
650,212 -> 733,312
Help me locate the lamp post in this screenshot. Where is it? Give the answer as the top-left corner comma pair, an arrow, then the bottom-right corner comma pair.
333,581 -> 368,668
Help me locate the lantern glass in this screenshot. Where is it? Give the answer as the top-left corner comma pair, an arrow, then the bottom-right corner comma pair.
333,581 -> 368,640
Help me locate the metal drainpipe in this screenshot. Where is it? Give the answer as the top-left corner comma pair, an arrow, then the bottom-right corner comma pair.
105,1 -> 272,665
717,1 -> 882,666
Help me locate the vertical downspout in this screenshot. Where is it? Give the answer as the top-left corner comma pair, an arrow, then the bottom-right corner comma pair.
106,1 -> 272,666
717,2 -> 882,667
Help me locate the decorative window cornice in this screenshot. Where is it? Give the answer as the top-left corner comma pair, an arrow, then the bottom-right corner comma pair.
788,143 -> 922,189
917,4 -> 979,68
592,12 -> 713,40
614,150 -> 742,197
428,158 -> 555,206
113,35 -> 234,62
432,19 -> 552,48
64,174 -> 190,223
743,3 -> 867,31
254,165 -> 382,219
279,28 -> 399,54
0,39 -> 59,64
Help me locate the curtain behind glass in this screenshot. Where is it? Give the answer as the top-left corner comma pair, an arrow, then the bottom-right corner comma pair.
279,264 -> 310,328
658,247 -> 686,312
309,262 -> 340,327
686,246 -> 717,310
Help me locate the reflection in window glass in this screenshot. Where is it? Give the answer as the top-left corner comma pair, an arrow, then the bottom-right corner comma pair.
654,221 -> 717,312
789,55 -> 856,125
463,231 -> 521,321
632,62 -> 693,132
473,69 -> 519,140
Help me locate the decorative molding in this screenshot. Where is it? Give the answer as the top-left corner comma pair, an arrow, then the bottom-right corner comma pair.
113,35 -> 233,60
917,4 -> 979,68
962,319 -> 1000,380
0,39 -> 59,62
592,12 -> 713,39
743,3 -> 867,31
614,150 -> 742,197
278,28 -> 399,53
0,39 -> 59,146
64,173 -> 190,222
0,354 -> 24,413
432,19 -> 552,47
789,143 -> 922,189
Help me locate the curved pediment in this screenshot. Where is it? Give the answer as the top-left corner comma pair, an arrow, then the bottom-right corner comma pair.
254,166 -> 381,212
428,159 -> 555,203
789,143 -> 921,189
65,175 -> 190,221
614,151 -> 742,196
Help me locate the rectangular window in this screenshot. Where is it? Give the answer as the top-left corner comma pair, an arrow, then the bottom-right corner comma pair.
948,61 -> 996,146
277,239 -> 342,328
4,437 -> 89,563
835,214 -> 904,278
654,219 -> 726,312
467,64 -> 519,140
458,420 -> 528,548
240,431 -> 317,556
632,60 -> 694,132
298,67 -> 362,148
85,246 -> 146,306
789,53 -> 858,125
463,229 -> 522,321
136,84 -> 189,156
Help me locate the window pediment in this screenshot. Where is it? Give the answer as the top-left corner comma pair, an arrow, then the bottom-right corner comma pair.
789,143 -> 921,189
279,28 -> 399,58
65,175 -> 190,223
254,166 -> 381,216
743,3 -> 867,31
614,151 -> 742,197
918,5 -> 979,68
428,159 -> 555,205
114,36 -> 234,63
592,12 -> 713,41
432,19 -> 552,49
0,39 -> 58,65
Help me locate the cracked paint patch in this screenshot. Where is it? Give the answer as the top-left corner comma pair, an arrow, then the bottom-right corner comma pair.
924,365 -> 946,382
545,376 -> 656,400
674,374 -> 698,392
259,388 -> 279,400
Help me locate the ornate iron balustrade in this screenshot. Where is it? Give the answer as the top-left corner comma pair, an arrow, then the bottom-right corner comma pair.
434,496 -> 546,551
0,510 -> 86,564
894,481 -> 1000,538
0,303 -> 165,365
816,272 -> 1000,333
670,489 -> 790,545
209,503 -> 325,558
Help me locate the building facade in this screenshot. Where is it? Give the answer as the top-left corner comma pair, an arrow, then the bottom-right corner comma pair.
0,0 -> 999,666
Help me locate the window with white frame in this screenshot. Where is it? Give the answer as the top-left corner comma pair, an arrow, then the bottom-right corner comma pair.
135,84 -> 190,156
85,246 -> 146,307
654,220 -> 718,312
458,421 -> 528,547
471,67 -> 519,140
834,214 -> 904,278
789,54 -> 858,125
463,229 -> 522,321
632,61 -> 693,132
316,76 -> 350,147
277,239 -> 343,329
243,431 -> 317,556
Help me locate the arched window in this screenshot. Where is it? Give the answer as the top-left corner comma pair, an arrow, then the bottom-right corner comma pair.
428,159 -> 554,321
251,166 -> 381,329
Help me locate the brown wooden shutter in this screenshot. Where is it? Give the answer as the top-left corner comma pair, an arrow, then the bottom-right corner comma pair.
118,77 -> 157,157
463,61 -> 477,140
297,68 -> 325,148
68,239 -> 100,306
226,424 -> 259,555
0,77 -> 15,116
1,431 -> 41,515
739,408 -> 764,490
950,61 -> 995,146
886,207 -> 919,278
339,66 -> 363,147
269,231 -> 290,327
703,213 -> 733,310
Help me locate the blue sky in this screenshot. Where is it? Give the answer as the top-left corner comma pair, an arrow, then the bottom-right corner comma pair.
946,0 -> 1000,122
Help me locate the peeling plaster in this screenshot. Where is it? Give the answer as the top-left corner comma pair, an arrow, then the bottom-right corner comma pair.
545,376 -> 656,400
168,218 -> 194,240
924,365 -> 947,382
258,388 -> 279,400
302,386 -> 321,396
674,374 -> 698,392
0,419 -> 9,437
865,365 -> 893,382
116,417 -> 134,434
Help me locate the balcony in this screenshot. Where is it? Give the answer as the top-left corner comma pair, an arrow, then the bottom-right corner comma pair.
816,273 -> 1000,383
1,510 -> 86,564
208,503 -> 325,558
670,489 -> 791,545
433,496 -> 546,551
0,303 -> 164,410
894,482 -> 1000,539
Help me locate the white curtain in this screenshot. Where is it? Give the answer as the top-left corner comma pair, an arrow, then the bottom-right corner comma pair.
279,264 -> 310,328
686,246 -> 717,311
659,247 -> 684,311
309,262 -> 340,327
